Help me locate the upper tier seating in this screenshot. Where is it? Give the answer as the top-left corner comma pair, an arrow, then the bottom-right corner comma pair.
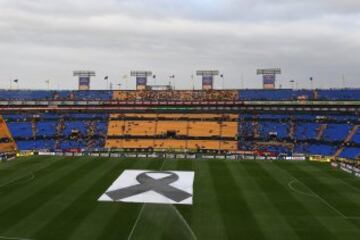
316,89 -> 360,101
238,89 -> 312,101
237,89 -> 360,101
0,90 -> 112,101
0,89 -> 359,101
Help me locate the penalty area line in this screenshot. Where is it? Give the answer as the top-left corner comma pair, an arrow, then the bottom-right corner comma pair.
170,205 -> 197,240
127,204 -> 146,240
289,178 -> 347,219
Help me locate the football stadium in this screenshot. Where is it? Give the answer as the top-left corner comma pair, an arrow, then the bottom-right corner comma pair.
0,69 -> 360,240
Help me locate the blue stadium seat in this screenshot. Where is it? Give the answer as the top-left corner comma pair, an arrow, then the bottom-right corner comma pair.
316,89 -> 360,101
295,123 -> 319,140
323,124 -> 351,141
37,121 -> 57,137
7,122 -> 33,138
307,144 -> 335,156
339,147 -> 359,159
352,129 -> 360,144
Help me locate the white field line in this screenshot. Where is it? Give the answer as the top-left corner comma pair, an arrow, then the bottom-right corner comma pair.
167,158 -> 197,240
127,158 -> 197,239
288,178 -> 352,219
126,204 -> 146,240
0,173 -> 35,191
127,158 -> 167,240
288,179 -> 316,198
272,163 -> 360,220
171,205 -> 197,240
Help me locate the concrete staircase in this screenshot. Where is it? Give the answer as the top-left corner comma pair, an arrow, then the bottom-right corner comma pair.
316,124 -> 327,140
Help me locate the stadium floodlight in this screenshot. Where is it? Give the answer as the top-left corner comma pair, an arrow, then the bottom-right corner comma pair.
196,70 -> 219,76
256,68 -> 281,75
196,70 -> 219,90
257,68 -> 281,90
130,71 -> 152,77
73,71 -> 96,90
73,71 -> 96,77
130,71 -> 153,90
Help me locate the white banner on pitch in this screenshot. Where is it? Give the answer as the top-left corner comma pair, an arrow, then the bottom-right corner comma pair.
98,170 -> 194,205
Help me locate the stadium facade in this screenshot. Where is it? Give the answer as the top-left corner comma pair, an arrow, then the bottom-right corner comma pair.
0,87 -> 359,162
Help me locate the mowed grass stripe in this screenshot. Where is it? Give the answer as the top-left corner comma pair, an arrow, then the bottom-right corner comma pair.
0,156 -> 67,192
189,160 -> 228,240
270,161 -> 360,239
96,158 -> 165,240
209,160 -> 265,240
229,161 -> 300,240
245,161 -> 336,240
33,158 -> 146,240
0,157 -> 105,232
124,158 -> 196,240
175,159 -> 194,231
68,158 -> 163,240
126,159 -> 194,240
0,156 -> 49,181
3,157 -> 119,238
0,156 -> 40,170
0,156 -> 78,208
0,158 -> 54,190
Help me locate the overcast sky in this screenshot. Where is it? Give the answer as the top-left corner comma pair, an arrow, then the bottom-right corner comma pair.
0,0 -> 359,90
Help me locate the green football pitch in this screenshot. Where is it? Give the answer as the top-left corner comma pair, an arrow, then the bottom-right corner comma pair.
1,156 -> 360,240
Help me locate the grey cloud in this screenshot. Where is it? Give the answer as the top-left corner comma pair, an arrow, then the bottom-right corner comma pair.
0,0 -> 359,90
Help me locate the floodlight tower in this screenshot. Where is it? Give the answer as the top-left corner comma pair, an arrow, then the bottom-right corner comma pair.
73,70 -> 96,90
130,71 -> 152,90
256,68 -> 281,89
196,70 -> 219,90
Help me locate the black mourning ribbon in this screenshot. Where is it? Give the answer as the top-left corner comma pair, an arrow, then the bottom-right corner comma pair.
106,171 -> 192,202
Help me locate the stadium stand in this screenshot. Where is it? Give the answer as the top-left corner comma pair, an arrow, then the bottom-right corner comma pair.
0,90 -> 112,101
2,113 -> 108,151
0,89 -> 358,160
0,115 -> 17,152
106,113 -> 238,151
237,89 -> 360,101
